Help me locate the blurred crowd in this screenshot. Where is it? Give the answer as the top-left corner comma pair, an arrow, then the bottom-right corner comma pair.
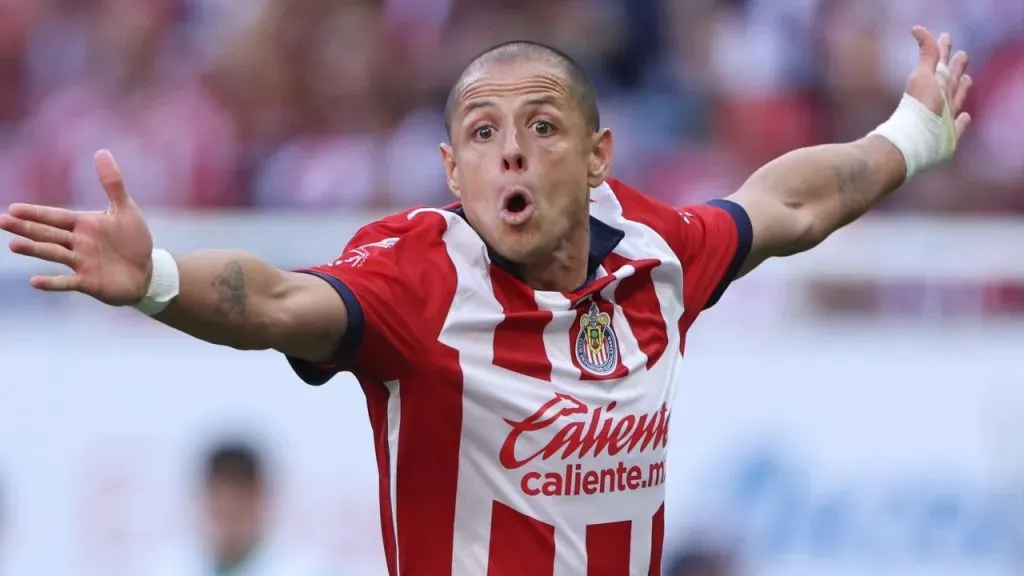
0,0 -> 1021,212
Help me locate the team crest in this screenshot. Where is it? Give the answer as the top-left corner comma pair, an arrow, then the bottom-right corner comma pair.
575,302 -> 618,376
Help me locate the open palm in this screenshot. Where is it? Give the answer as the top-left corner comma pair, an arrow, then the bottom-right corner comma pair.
906,26 -> 972,140
0,150 -> 154,306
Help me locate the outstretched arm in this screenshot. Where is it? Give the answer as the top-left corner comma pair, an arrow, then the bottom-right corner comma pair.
727,27 -> 972,275
153,252 -> 347,360
1,151 -> 348,363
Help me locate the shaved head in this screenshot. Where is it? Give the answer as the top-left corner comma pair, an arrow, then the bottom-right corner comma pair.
445,41 -> 600,137
438,39 -> 614,288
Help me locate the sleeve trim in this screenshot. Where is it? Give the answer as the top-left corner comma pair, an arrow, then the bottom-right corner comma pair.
285,270 -> 366,386
702,199 -> 754,310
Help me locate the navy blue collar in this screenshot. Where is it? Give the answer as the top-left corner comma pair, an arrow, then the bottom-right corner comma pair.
449,206 -> 625,286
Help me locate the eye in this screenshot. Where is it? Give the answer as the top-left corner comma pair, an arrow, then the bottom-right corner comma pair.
532,120 -> 555,136
474,125 -> 495,140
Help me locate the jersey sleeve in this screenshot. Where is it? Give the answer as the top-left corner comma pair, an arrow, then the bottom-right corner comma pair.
606,178 -> 753,320
286,210 -> 450,386
674,199 -> 753,321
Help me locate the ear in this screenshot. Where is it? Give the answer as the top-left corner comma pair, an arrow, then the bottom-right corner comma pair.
440,143 -> 461,199
587,128 -> 613,188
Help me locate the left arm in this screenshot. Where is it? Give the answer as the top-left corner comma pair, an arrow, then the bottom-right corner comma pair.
727,26 -> 973,276
727,135 -> 905,274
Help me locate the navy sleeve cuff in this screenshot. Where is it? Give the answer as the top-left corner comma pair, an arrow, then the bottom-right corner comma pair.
702,199 -> 753,310
285,271 -> 365,386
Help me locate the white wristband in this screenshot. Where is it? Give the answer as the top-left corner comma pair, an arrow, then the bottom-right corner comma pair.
869,92 -> 957,180
133,248 -> 180,316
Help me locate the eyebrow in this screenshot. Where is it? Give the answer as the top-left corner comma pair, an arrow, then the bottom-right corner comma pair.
462,100 -> 496,116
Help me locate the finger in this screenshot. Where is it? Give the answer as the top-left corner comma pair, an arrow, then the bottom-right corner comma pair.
29,274 -> 81,292
9,237 -> 78,268
912,26 -> 941,73
952,73 -> 972,114
954,111 -> 972,139
0,214 -> 74,247
937,32 -> 952,65
7,203 -> 79,230
94,150 -> 132,211
949,50 -> 969,80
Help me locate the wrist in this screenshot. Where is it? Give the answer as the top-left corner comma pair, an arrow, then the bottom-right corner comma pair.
868,92 -> 956,180
133,249 -> 180,316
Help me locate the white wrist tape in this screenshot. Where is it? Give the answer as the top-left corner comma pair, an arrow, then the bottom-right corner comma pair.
133,248 -> 180,316
869,92 -> 957,180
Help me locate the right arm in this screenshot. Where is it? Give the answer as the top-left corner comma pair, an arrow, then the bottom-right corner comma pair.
2,150 -> 437,385
154,250 -> 347,362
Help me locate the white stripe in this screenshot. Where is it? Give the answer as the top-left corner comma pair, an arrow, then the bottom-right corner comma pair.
630,513 -> 654,575
553,520 -> 587,576
432,214 -> 506,576
534,291 -> 582,381
599,264 -> 650,376
384,379 -> 401,573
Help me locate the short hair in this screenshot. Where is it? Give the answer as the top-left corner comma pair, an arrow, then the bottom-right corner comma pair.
204,442 -> 263,487
444,40 -> 600,137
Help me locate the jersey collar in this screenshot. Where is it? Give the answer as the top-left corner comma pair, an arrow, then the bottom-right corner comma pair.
449,206 -> 625,287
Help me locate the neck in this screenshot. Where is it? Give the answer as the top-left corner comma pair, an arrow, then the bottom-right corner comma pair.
519,221 -> 591,292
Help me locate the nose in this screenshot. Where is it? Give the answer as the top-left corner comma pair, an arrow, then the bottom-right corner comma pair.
500,128 -> 527,173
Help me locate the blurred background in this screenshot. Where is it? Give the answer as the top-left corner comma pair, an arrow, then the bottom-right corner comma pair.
0,0 -> 1023,574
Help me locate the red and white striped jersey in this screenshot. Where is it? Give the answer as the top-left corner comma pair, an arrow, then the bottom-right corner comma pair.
288,178 -> 752,575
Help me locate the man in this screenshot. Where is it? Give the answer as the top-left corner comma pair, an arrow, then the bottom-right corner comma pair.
0,476 -> 5,574
664,548 -> 733,576
151,441 -> 323,576
201,442 -> 269,575
0,29 -> 971,575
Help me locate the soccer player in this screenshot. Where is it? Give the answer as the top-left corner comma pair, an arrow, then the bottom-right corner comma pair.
1,28 -> 971,575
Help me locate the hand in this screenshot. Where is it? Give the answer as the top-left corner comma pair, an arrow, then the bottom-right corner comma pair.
907,26 -> 972,139
0,150 -> 154,306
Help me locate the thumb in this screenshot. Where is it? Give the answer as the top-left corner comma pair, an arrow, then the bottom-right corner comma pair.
912,25 -> 940,73
94,150 -> 132,211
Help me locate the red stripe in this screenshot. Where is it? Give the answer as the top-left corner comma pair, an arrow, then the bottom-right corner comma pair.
490,265 -> 553,381
359,380 -> 398,576
604,254 -> 668,368
392,221 -> 463,575
586,520 -> 633,575
649,504 -> 665,576
487,501 -> 556,576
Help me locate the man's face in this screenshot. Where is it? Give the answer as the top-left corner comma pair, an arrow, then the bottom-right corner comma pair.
442,59 -> 612,265
205,478 -> 262,561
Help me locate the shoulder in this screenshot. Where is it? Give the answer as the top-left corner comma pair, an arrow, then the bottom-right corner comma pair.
353,206 -> 453,242
342,206 -> 457,259
594,177 -> 686,239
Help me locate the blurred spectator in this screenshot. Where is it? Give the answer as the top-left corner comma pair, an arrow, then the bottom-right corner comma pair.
0,0 -> 1017,212
0,476 -> 5,574
664,546 -> 737,576
19,0 -> 240,208
149,440 -> 324,575
202,443 -> 267,573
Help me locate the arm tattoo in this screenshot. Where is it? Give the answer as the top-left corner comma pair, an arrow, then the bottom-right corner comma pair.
212,260 -> 249,318
834,152 -> 876,213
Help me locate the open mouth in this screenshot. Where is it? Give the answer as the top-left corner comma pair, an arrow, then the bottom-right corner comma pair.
506,194 -> 528,213
499,188 -> 535,226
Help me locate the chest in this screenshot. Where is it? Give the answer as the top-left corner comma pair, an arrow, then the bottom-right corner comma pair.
436,258 -> 686,469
